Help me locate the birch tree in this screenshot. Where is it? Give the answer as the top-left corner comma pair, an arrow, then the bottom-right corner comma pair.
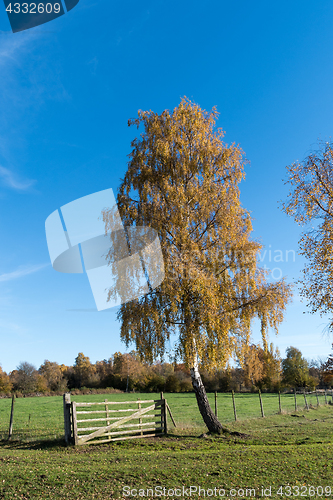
282,141 -> 333,331
104,98 -> 292,433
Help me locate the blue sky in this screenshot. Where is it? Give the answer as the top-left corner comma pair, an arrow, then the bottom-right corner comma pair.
1,1 -> 333,373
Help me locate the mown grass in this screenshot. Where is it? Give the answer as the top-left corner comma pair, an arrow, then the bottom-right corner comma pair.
0,393 -> 332,499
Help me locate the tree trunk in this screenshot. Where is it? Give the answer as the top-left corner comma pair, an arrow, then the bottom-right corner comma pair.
190,360 -> 229,434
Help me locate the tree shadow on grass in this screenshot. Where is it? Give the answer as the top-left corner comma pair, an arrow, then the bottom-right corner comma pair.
0,437 -> 66,450
0,431 -> 251,452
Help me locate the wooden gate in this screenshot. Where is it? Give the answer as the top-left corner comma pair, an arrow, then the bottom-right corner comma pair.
64,394 -> 167,446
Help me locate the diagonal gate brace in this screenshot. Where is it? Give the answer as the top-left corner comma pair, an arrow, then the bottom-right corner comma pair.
78,403 -> 160,445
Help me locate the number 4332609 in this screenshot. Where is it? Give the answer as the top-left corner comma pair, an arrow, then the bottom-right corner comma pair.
6,3 -> 61,14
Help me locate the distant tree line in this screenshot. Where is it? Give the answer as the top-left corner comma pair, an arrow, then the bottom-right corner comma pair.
0,344 -> 332,396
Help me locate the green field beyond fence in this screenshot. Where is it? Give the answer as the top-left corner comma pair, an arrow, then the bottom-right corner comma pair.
0,391 -> 331,443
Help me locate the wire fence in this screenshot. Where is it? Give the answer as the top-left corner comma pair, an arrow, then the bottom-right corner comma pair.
0,390 -> 331,443
0,395 -> 64,442
173,390 -> 333,428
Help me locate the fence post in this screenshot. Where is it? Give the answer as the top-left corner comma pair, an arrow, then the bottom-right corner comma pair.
8,394 -> 15,440
63,393 -> 72,445
160,392 -> 167,435
166,403 -> 177,427
71,401 -> 78,445
303,389 -> 309,410
258,389 -> 265,418
294,388 -> 297,411
325,390 -> 327,405
315,390 -> 319,406
278,391 -> 282,414
215,391 -> 217,417
232,390 -> 237,421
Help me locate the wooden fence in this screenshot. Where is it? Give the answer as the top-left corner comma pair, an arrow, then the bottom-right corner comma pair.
63,393 -> 168,446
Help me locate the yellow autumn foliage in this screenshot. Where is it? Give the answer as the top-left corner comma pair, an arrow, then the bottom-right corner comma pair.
104,98 -> 292,370
283,140 -> 333,329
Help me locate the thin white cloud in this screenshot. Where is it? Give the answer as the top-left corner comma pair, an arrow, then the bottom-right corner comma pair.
87,56 -> 98,75
0,34 -> 31,68
0,165 -> 35,191
0,320 -> 26,333
0,263 -> 49,282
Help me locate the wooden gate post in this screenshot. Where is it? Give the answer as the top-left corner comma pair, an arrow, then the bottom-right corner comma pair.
278,391 -> 282,414
160,392 -> 167,434
71,401 -> 78,445
294,388 -> 297,411
325,390 -> 327,405
63,393 -> 72,445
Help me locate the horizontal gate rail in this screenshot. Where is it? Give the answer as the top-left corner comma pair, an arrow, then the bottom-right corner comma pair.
76,413 -> 159,423
77,408 -> 140,413
75,400 -> 156,406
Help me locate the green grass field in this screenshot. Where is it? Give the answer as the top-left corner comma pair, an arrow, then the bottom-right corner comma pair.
0,391 -> 329,442
0,392 -> 332,499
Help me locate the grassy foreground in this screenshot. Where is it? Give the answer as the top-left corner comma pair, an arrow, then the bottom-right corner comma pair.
0,399 -> 333,499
